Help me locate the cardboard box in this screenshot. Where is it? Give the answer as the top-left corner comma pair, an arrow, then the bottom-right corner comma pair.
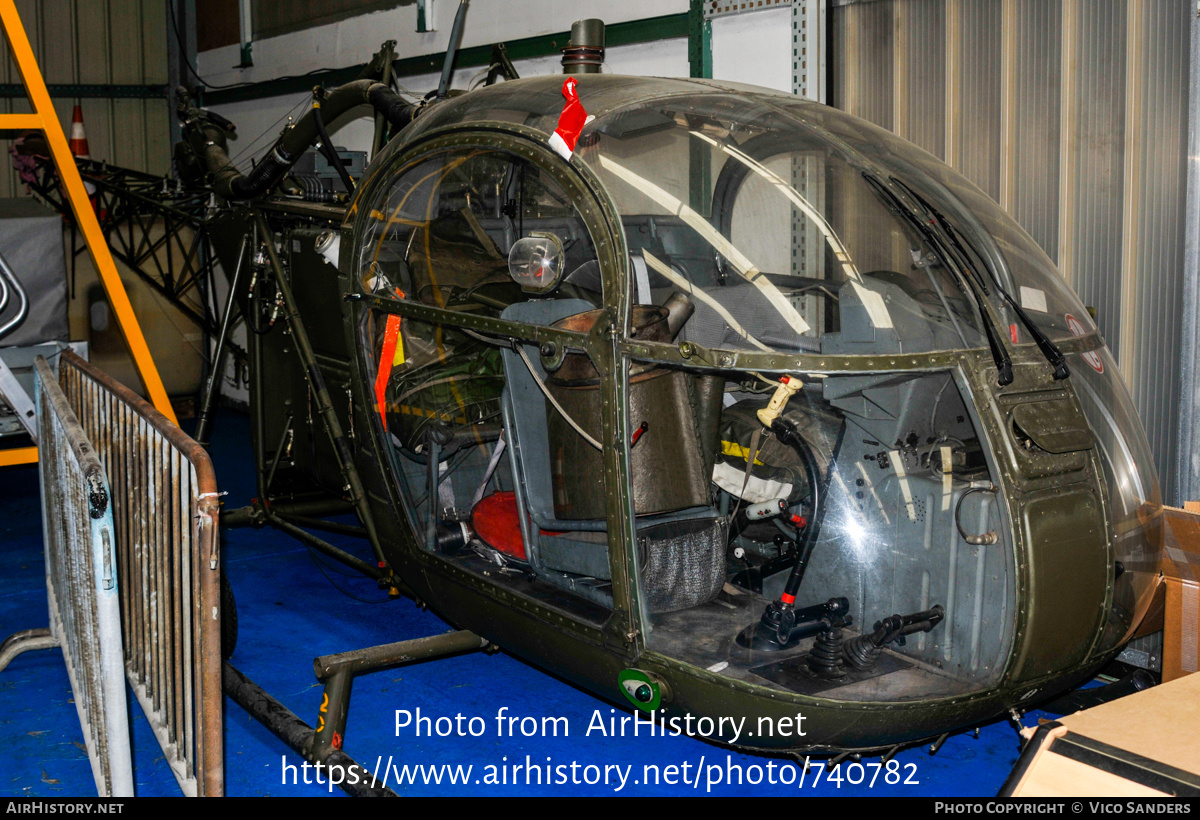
1161,507 -> 1200,681
1002,672 -> 1200,797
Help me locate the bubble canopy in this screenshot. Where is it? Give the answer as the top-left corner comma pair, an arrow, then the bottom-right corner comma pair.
400,74 -> 1099,355
348,75 -> 1160,728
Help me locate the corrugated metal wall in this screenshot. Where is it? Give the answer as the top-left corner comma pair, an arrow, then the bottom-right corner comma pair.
833,0 -> 1192,502
0,0 -> 170,198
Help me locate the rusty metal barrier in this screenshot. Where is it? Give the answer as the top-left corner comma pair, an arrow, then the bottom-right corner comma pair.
58,350 -> 223,797
0,356 -> 133,797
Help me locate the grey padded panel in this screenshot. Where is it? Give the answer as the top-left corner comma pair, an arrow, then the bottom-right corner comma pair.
497,298 -> 615,580
496,298 -> 723,585
494,297 -> 614,581
499,298 -> 597,531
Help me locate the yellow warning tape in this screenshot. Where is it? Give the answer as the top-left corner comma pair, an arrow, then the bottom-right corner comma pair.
721,440 -> 764,466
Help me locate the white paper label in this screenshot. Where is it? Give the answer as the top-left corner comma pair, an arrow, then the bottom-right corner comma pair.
1019,286 -> 1048,313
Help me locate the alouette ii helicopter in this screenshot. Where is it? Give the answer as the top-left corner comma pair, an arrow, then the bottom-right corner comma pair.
172,2 -> 1162,763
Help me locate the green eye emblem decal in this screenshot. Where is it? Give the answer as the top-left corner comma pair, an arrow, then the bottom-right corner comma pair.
618,668 -> 664,713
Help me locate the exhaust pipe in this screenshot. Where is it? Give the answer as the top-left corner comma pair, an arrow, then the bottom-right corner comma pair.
563,19 -> 605,74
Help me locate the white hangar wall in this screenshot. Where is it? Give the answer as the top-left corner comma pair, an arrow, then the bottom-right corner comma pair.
195,1 -> 797,169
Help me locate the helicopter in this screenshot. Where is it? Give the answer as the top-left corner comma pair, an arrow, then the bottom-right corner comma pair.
171,10 -> 1163,760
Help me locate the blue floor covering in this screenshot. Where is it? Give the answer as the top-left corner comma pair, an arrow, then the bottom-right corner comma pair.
0,409 -> 1068,797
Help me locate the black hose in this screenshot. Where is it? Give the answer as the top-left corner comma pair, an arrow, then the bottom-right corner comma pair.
770,418 -> 825,599
368,83 -> 419,132
178,80 -> 418,201
231,147 -> 290,199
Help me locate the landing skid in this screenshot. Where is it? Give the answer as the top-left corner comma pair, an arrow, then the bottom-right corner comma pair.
223,630 -> 491,797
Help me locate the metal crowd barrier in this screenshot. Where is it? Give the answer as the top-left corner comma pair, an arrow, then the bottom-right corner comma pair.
58,350 -> 223,797
0,355 -> 133,797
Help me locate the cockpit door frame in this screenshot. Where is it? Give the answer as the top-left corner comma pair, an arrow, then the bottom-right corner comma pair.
346,123 -> 645,659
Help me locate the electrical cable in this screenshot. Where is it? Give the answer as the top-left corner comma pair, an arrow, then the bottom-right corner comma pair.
228,95 -> 311,168
391,77 -> 431,103
924,434 -> 966,479
954,484 -> 999,546
168,1 -> 255,91
515,345 -> 601,450
929,377 -> 950,431
468,64 -> 499,90
304,546 -> 396,603
179,79 -> 417,200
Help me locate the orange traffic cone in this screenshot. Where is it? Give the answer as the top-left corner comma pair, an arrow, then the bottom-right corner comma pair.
68,103 -> 101,216
69,104 -> 90,159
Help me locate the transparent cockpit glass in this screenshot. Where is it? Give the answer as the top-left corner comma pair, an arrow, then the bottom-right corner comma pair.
1068,344 -> 1164,648
357,147 -> 602,312
400,77 -> 1096,346
355,144 -> 619,624
907,159 -> 1097,342
636,367 -> 1016,702
796,102 -> 1098,342
579,97 -> 987,356
359,307 -> 618,626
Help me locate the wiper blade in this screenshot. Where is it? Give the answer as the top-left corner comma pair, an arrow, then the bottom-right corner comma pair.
940,214 -> 1070,380
994,286 -> 1070,380
861,172 -> 1013,385
888,177 -> 992,296
888,176 -> 1068,381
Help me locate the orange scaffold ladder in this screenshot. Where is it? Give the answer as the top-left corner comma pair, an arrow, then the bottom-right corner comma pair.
0,0 -> 176,467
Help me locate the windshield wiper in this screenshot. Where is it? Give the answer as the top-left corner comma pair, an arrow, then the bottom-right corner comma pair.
862,172 -> 1013,386
888,176 -> 1068,381
945,217 -> 1069,381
